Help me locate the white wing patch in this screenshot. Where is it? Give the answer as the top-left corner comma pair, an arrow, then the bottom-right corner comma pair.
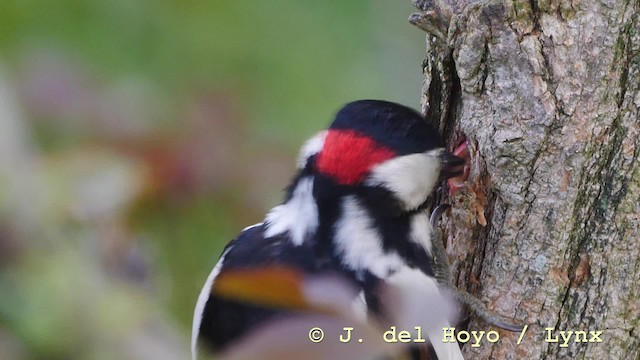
334,196 -> 403,278
365,149 -> 442,211
409,211 -> 433,254
191,247 -> 232,360
241,222 -> 263,232
264,177 -> 318,246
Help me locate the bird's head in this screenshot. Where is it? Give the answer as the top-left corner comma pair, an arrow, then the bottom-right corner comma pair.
299,100 -> 464,213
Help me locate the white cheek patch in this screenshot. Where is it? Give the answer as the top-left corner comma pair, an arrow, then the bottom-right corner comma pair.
365,149 -> 442,211
334,196 -> 404,278
296,130 -> 327,169
264,177 -> 318,246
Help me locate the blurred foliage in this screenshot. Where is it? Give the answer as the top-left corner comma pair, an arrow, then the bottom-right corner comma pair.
0,0 -> 425,358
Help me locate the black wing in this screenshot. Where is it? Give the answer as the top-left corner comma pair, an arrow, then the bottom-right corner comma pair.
193,223 -> 322,355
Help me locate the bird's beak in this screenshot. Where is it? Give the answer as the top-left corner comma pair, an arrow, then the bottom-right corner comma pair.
439,151 -> 466,180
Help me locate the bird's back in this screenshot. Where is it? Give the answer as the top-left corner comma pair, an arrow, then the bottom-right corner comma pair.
192,223 -> 326,355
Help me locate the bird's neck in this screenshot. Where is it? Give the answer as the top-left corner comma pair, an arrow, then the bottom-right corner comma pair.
264,173 -> 435,279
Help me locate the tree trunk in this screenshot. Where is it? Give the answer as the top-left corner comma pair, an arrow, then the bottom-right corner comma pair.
411,0 -> 640,358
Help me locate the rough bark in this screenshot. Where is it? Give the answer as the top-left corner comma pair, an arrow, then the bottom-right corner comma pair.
411,0 -> 640,358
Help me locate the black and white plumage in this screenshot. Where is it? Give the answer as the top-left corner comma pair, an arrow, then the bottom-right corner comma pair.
192,100 -> 466,359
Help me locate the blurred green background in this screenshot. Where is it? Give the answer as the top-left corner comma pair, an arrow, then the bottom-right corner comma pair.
0,1 -> 425,358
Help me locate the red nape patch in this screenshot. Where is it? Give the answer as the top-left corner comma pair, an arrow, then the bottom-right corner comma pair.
315,129 -> 396,185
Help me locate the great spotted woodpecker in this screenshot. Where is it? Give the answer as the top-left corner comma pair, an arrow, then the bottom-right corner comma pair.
192,100 -> 469,359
